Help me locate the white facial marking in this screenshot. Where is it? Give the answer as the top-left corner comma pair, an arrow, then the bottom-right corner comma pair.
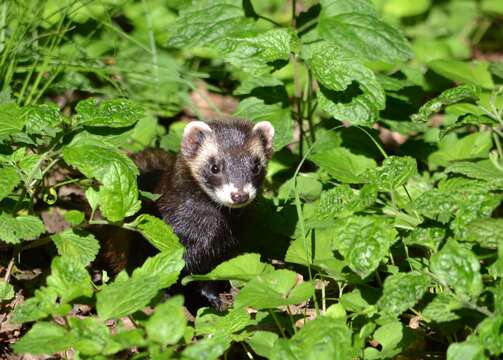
210,183 -> 256,208
244,183 -> 257,202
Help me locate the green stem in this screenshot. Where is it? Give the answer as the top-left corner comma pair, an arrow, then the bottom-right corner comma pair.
269,309 -> 287,338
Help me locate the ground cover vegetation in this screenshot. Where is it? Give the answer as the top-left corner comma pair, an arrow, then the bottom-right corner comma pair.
0,0 -> 503,358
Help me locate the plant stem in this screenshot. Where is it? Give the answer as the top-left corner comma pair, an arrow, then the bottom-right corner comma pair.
269,309 -> 287,338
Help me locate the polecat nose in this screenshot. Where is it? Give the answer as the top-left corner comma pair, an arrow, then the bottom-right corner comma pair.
231,191 -> 249,204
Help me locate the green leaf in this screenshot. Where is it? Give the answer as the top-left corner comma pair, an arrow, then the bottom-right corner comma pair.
125,214 -> 182,253
422,294 -> 462,323
478,315 -> 503,356
447,341 -> 485,360
482,0 -> 503,14
446,160 -> 503,185
182,334 -> 231,360
0,280 -> 14,301
63,137 -> 141,221
428,60 -> 494,89
195,307 -> 255,336
431,240 -> 483,299
51,229 -> 100,267
306,43 -> 385,126
315,184 -> 377,220
0,212 -> 45,244
69,317 -> 113,356
75,98 -> 143,128
182,253 -> 274,285
428,132 -> 493,170
159,121 -> 186,153
382,0 -> 430,17
63,210 -> 85,226
0,103 -> 24,141
22,103 -> 62,138
0,166 -> 20,201
271,316 -> 358,360
321,216 -> 397,278
411,85 -> 480,123
310,147 -> 376,183
377,272 -> 430,317
234,269 -> 313,310
145,296 -> 186,346
46,256 -> 93,303
403,227 -> 446,251
132,248 -> 185,289
277,174 -> 323,202
12,322 -> 75,355
364,321 -> 404,359
318,2 -> 413,62
234,97 -> 293,150
11,286 -> 71,323
464,218 -> 503,249
246,331 -> 279,358
374,156 -> 417,191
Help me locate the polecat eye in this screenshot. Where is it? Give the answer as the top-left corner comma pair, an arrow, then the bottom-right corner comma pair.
210,164 -> 220,174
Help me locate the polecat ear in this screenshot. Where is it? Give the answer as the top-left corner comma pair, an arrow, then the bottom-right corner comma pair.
253,121 -> 275,159
181,121 -> 212,158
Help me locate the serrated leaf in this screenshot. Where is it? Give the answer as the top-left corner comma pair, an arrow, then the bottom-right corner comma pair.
11,286 -> 71,323
182,253 -> 274,285
145,296 -> 186,346
246,331 -> 279,359
315,184 -> 377,219
464,219 -> 503,249
411,85 -> 480,123
431,240 -> 483,299
374,156 -> 417,191
75,98 -> 143,128
271,316 -> 358,360
195,307 -> 255,336
446,341 -> 485,360
234,97 -> 293,150
182,334 -> 232,360
477,315 -> 503,356
447,160 -> 503,185
63,137 -> 141,221
0,280 -> 14,301
422,294 -> 461,322
0,166 -> 20,201
310,147 -> 376,183
403,227 -> 446,251
377,272 -> 430,317
306,43 -> 385,126
22,103 -> 62,138
0,103 -> 24,141
63,209 -> 85,226
132,248 -> 185,288
46,256 -> 93,303
12,322 -> 75,355
125,214 -> 182,253
51,229 -> 100,266
0,212 -> 45,244
69,317 -> 112,356
320,216 -> 397,278
234,269 -> 313,309
364,321 -> 404,359
428,60 -> 494,89
318,0 -> 412,62
277,174 -> 322,202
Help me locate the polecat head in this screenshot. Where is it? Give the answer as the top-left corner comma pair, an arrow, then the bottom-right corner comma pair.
181,119 -> 274,208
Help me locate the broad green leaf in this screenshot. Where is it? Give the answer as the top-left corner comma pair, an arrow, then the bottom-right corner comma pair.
428,132 -> 493,170
271,316 -> 358,360
0,166 -> 20,201
374,156 -> 417,191
321,0 -> 377,17
234,97 -> 293,150
234,269 -> 313,310
422,294 -> 462,323
403,227 -> 446,251
321,216 -> 397,278
182,253 -> 274,285
69,317 -> 113,356
478,315 -> 503,356
46,256 -> 93,303
22,103 -> 62,138
431,240 -> 483,299
277,174 -> 322,202
411,189 -> 457,224
51,229 -> 100,266
182,334 -> 231,360
11,286 -> 71,323
63,137 -> 141,221
0,213 -> 45,244
310,147 -> 376,183
482,0 -> 503,14
464,219 -> 503,249
246,331 -> 279,358
145,296 -> 186,346
0,103 -> 24,141
428,60 -> 494,89
340,289 -> 372,313
315,184 -> 377,220
447,160 -> 503,185
382,0 -> 430,17
125,214 -> 182,253
12,322 -> 75,355
63,210 -> 85,226
377,272 -> 430,317
159,121 -> 186,153
306,44 -> 385,126
447,341 -> 485,360
364,321 -> 404,359
75,98 -> 143,128
318,2 -> 413,62
132,248 -> 185,289
0,280 -> 14,301
195,307 -> 255,336
411,85 -> 480,123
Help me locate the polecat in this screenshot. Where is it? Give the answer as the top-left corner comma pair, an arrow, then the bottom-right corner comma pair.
131,118 -> 274,310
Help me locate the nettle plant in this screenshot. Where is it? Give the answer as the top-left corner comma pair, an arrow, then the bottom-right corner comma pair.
0,0 -> 502,359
